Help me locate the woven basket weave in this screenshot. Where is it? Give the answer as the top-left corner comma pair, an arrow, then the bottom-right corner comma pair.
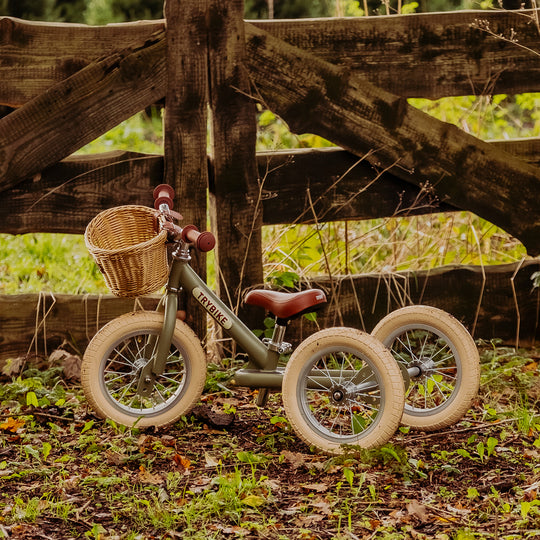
85,205 -> 168,297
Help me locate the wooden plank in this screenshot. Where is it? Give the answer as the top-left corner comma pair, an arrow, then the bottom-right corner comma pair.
0,17 -> 163,107
0,30 -> 166,193
2,136 -> 538,234
302,260 -> 540,347
253,9 -> 540,98
0,293 -> 159,362
257,147 -> 457,224
1,261 -> 537,362
0,152 -> 163,234
163,0 -> 209,337
2,10 -> 540,107
259,139 -> 540,224
243,22 -> 540,255
207,0 -> 264,316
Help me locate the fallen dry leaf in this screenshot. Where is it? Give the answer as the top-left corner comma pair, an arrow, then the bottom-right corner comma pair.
407,499 -> 429,523
0,416 -> 25,433
62,354 -> 82,381
300,482 -> 329,493
204,452 -> 221,467
1,356 -> 26,377
281,450 -> 308,469
138,465 -> 164,485
173,453 -> 191,472
49,349 -> 82,380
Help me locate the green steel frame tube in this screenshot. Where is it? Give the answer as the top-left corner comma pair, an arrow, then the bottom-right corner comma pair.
160,256 -> 280,374
151,291 -> 179,375
182,262 -> 278,370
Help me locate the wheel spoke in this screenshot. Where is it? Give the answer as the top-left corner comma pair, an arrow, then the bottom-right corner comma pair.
304,355 -> 382,438
101,331 -> 187,415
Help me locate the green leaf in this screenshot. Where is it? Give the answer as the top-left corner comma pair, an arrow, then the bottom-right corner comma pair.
26,391 -> 39,408
263,317 -> 275,329
241,494 -> 265,507
258,110 -> 276,127
81,420 -> 95,434
42,442 -> 52,461
521,500 -> 532,519
486,437 -> 498,457
23,445 -> 40,461
343,467 -> 354,489
401,2 -> 419,14
236,451 -> 268,464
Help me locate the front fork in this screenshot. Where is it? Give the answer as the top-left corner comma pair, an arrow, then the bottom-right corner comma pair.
136,246 -> 187,397
136,290 -> 179,397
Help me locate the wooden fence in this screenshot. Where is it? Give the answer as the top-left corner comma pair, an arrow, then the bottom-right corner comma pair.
1,2 -> 540,361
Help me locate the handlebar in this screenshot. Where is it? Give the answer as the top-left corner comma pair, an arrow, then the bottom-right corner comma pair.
182,225 -> 216,253
153,184 -> 216,252
153,184 -> 175,210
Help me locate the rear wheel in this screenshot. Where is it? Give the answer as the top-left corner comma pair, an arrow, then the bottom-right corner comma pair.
372,305 -> 480,430
81,311 -> 207,427
282,328 -> 405,455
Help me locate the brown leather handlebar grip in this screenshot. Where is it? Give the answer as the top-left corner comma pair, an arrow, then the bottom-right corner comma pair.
153,184 -> 175,210
182,225 -> 216,252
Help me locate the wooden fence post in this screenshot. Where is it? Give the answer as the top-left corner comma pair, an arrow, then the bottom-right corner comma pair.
207,0 -> 264,324
164,0 -> 209,339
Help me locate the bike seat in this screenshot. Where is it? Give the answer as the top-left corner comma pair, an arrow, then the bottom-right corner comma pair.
244,289 -> 327,321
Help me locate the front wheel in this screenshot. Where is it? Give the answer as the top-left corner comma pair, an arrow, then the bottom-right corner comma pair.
282,328 -> 405,455
372,305 -> 480,431
81,311 -> 207,428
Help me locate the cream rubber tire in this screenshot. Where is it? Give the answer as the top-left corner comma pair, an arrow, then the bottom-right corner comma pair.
81,311 -> 207,428
282,327 -> 405,455
372,305 -> 480,431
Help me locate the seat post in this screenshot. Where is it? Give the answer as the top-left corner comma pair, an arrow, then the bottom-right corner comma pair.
263,319 -> 292,355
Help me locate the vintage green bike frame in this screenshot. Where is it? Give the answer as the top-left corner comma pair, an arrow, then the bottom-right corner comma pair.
136,244 -> 282,396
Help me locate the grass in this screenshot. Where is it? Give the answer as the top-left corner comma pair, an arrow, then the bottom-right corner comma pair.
262,212 -> 527,286
0,208 -> 529,295
0,343 -> 539,539
0,233 -> 107,295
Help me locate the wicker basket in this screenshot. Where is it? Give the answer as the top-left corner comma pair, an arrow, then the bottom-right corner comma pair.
85,205 -> 169,297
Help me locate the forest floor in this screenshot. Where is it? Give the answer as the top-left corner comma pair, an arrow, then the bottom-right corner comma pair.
0,342 -> 539,540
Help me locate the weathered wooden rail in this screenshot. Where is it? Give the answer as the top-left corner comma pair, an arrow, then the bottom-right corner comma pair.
0,3 -> 539,361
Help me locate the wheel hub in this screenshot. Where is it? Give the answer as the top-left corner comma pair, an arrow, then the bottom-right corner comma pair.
330,384 -> 349,404
411,358 -> 436,378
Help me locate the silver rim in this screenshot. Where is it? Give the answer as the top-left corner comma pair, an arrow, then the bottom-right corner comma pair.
99,329 -> 189,417
385,326 -> 461,417
296,347 -> 385,444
